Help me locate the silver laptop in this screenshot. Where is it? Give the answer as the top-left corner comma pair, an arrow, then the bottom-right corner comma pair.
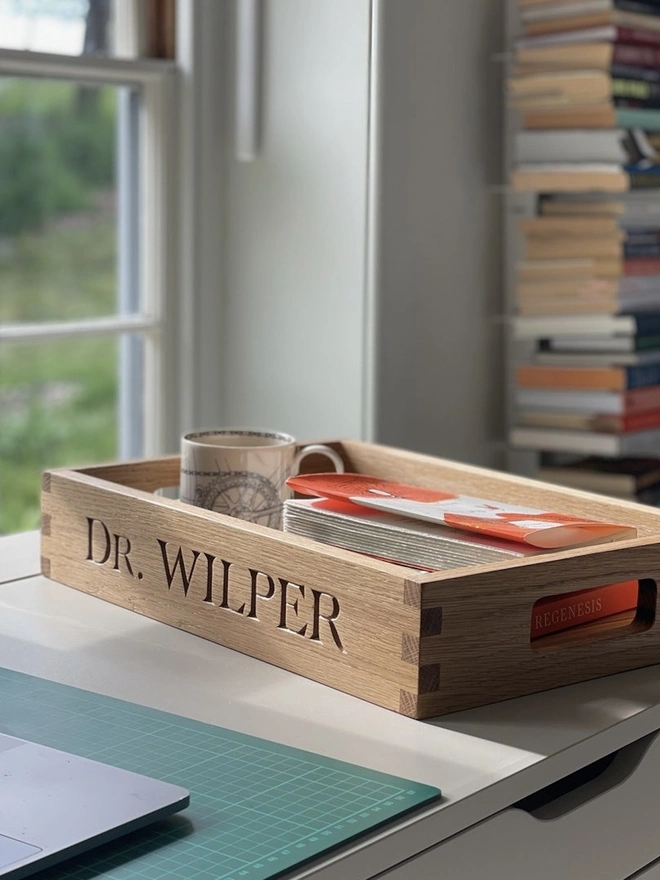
0,732 -> 190,878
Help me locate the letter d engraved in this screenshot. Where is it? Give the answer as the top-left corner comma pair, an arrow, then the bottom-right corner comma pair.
86,518 -> 111,565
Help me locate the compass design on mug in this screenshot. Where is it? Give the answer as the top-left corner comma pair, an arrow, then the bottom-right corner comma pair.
180,430 -> 344,530
186,467 -> 284,528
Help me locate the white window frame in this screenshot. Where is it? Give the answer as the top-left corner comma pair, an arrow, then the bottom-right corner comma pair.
0,0 -> 228,510
0,44 -> 179,457
176,0 -> 226,436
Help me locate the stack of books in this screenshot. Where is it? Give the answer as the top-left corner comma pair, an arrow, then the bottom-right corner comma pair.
511,0 -> 660,193
538,455 -> 660,501
508,0 -> 660,478
511,359 -> 660,454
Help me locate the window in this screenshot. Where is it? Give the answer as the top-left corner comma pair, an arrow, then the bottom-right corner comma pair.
0,0 -> 114,56
0,0 -> 178,534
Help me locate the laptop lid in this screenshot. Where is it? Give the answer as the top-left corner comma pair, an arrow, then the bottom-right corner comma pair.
0,733 -> 190,878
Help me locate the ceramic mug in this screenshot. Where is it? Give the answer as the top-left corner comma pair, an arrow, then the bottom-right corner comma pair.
180,428 -> 344,528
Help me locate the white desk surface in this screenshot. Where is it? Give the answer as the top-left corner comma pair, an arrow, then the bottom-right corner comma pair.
3,532 -> 660,880
0,530 -> 40,583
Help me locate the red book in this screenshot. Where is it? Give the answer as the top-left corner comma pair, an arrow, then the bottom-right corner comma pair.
618,25 -> 660,47
625,258 -> 660,276
531,580 -> 639,639
614,41 -> 660,66
625,385 -> 660,412
592,408 -> 660,432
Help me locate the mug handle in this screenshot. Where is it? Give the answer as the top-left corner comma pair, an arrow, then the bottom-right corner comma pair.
292,444 -> 345,476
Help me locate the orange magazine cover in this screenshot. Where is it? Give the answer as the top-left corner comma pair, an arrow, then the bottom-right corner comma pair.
286,473 -> 637,549
517,364 -> 660,392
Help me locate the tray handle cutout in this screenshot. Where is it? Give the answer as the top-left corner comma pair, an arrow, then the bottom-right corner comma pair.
530,578 -> 655,654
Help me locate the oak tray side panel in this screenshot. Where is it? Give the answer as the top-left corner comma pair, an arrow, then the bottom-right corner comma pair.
41,447 -> 660,719
417,543 -> 660,716
41,467 -> 424,715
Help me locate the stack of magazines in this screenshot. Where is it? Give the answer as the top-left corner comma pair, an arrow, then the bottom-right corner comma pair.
284,473 -> 636,567
284,498 -> 542,570
283,473 -> 640,640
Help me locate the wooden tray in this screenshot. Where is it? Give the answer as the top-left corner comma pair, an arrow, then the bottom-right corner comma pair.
40,439 -> 660,719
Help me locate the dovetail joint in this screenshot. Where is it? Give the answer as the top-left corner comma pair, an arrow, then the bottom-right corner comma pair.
403,583 -> 421,608
421,606 -> 443,637
41,513 -> 51,537
398,690 -> 418,717
419,664 -> 441,694
401,633 -> 420,664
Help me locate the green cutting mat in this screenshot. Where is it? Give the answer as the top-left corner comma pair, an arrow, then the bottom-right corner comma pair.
0,668 -> 441,880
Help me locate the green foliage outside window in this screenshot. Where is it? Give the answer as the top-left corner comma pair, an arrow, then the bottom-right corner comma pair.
0,79 -> 119,534
0,79 -> 115,235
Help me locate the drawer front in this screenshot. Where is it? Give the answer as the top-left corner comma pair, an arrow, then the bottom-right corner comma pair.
379,730 -> 660,880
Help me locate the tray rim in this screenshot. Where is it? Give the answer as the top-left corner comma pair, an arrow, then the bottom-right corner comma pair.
42,437 -> 660,588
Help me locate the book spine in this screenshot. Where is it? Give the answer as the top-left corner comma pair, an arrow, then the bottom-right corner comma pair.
516,365 -> 625,389
618,26 -> 660,46
625,361 -> 660,387
635,332 -> 660,349
624,257 -> 660,273
625,384 -> 660,409
637,483 -> 660,503
613,76 -> 660,98
629,170 -> 660,188
613,42 -> 660,66
617,106 -> 660,128
625,242 -> 660,256
626,231 -> 660,243
531,580 -> 638,640
611,62 -> 660,81
620,276 -> 660,292
595,408 -> 660,430
617,0 -> 660,14
625,408 -> 660,429
535,19 -> 622,39
517,364 -> 660,390
617,96 -> 660,108
632,313 -> 660,334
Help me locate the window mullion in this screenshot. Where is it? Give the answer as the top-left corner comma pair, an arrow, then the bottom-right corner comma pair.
141,69 -> 179,458
0,46 -> 174,86
0,316 -> 160,343
118,87 -> 143,459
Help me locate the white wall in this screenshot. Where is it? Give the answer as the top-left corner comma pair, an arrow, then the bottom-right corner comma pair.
373,0 -> 505,467
218,0 -> 505,467
222,0 -> 372,441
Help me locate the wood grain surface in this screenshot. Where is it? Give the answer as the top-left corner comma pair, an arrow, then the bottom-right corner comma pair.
41,440 -> 660,718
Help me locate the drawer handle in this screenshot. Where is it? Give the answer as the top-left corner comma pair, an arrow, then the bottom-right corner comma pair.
530,578 -> 656,654
515,732 -> 656,819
